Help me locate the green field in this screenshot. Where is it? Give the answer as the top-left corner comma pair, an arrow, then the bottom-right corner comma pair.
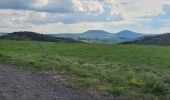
0,40 -> 169,99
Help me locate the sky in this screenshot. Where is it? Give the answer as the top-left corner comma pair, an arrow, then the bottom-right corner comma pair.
0,0 -> 170,34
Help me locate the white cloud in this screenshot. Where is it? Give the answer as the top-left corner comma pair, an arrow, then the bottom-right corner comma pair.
73,0 -> 104,13
0,0 -> 170,33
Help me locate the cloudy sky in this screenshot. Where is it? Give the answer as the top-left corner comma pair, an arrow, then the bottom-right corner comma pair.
0,0 -> 170,34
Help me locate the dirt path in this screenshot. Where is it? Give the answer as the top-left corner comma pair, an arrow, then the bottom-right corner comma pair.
0,64 -> 101,100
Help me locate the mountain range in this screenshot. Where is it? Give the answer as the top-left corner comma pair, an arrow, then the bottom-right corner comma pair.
49,30 -> 146,44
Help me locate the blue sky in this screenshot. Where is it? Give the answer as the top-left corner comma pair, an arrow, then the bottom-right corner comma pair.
0,0 -> 170,34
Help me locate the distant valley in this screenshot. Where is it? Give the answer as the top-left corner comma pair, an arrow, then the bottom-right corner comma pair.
1,30 -> 163,45
48,30 -> 147,44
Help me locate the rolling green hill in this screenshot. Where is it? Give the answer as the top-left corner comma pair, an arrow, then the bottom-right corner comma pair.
0,31 -> 80,43
0,40 -> 169,99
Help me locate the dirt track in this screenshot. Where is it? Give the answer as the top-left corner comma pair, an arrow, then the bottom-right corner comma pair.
0,64 -> 101,100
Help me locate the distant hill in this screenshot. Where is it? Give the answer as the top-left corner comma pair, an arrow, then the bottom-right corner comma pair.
83,30 -> 112,37
122,33 -> 170,46
48,30 -> 146,44
115,30 -> 143,39
0,31 -> 80,43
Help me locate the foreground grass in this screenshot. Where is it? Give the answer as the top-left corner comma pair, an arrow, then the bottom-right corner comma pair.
0,40 -> 169,99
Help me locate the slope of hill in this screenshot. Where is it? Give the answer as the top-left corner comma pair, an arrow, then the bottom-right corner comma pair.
49,30 -> 145,44
0,31 -> 80,43
123,33 -> 170,45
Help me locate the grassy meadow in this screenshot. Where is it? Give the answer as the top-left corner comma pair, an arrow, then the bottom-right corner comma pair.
0,40 -> 169,99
